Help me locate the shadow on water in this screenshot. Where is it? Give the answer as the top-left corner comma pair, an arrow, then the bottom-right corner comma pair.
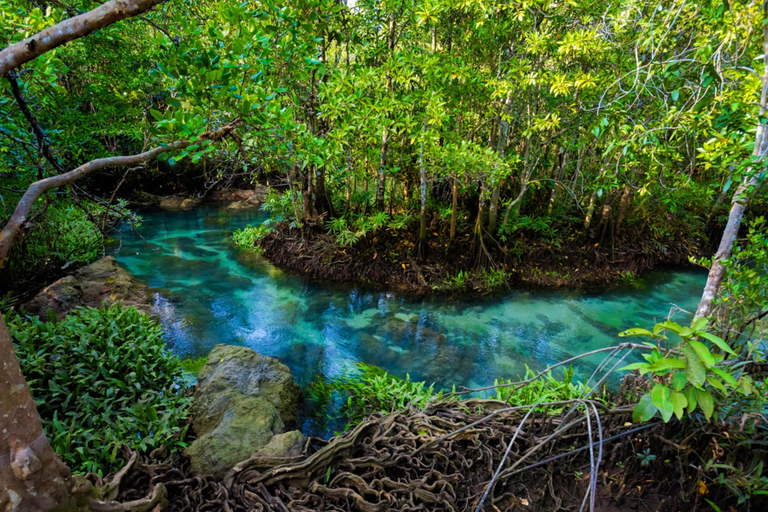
111,205 -> 707,437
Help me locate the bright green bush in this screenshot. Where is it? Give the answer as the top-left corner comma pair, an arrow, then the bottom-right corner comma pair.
3,198 -> 137,290
5,304 -> 190,475
232,223 -> 271,252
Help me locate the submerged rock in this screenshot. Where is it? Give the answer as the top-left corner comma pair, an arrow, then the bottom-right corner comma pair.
208,185 -> 268,209
185,344 -> 304,478
24,256 -> 151,319
158,194 -> 202,210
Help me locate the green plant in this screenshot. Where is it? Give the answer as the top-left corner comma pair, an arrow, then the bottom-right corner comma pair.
444,270 -> 470,290
5,199 -> 134,287
491,366 -> 600,413
6,304 -> 190,475
619,319 -> 753,423
477,267 -> 511,290
637,448 -> 657,467
233,224 -> 272,250
307,363 -> 445,432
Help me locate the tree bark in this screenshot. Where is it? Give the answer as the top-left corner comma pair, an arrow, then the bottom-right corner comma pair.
417,126 -> 428,259
0,316 -> 74,512
376,127 -> 388,211
694,2 -> 768,320
449,175 -> 458,241
0,0 -> 166,77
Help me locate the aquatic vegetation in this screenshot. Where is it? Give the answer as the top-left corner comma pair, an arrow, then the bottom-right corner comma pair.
5,304 -> 190,475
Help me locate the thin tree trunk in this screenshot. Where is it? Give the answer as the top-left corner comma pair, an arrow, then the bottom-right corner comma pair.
695,2 -> 768,320
376,127 -> 388,211
418,125 -> 428,259
450,175 -> 458,241
583,189 -> 599,232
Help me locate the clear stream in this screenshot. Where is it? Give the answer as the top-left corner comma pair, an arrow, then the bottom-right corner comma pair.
111,205 -> 706,433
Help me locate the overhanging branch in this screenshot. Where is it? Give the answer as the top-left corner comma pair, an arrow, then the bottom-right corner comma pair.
0,120 -> 241,270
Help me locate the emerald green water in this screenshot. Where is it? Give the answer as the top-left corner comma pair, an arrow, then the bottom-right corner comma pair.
111,205 -> 705,432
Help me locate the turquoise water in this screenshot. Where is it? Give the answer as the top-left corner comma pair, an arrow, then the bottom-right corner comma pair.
111,205 -> 706,431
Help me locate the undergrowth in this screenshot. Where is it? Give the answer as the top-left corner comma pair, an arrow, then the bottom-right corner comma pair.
5,304 -> 190,476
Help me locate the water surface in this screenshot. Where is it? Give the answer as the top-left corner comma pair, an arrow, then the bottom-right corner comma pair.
111,205 -> 705,432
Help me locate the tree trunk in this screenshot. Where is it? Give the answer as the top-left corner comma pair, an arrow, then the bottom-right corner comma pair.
0,316 -> 74,512
449,175 -> 458,241
548,148 -> 567,215
488,183 -> 501,235
583,189 -> 599,232
694,3 -> 768,320
418,128 -> 428,259
376,127 -> 388,211
313,166 -> 334,218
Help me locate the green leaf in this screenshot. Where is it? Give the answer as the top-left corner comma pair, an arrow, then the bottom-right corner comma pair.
691,317 -> 709,332
620,362 -> 649,373
696,389 -> 715,420
651,384 -> 673,422
671,89 -> 680,101
671,372 -> 688,392
633,393 -> 658,423
683,346 -> 706,388
689,340 -> 715,368
698,332 -> 737,356
707,377 -> 726,394
670,391 -> 688,420
710,367 -> 737,387
618,328 -> 655,338
647,358 -> 686,372
656,321 -> 682,334
684,386 -> 698,413
149,109 -> 163,121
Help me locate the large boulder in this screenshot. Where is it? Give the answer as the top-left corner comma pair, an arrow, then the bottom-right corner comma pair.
24,256 -> 151,320
184,344 -> 304,477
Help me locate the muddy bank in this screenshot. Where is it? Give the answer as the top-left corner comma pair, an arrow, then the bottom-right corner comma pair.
257,222 -> 700,294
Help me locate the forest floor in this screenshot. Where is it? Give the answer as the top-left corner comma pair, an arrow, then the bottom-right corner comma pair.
258,221 -> 702,295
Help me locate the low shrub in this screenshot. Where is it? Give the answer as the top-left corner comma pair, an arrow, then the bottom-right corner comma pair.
233,224 -> 272,251
5,304 -> 190,475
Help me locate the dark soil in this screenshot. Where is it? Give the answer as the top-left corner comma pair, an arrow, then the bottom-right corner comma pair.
258,221 -> 703,294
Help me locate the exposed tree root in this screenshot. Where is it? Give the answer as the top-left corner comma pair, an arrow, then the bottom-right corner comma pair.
104,399 -> 683,512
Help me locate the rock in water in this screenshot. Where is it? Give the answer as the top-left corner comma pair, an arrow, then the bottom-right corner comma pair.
184,344 -> 304,477
23,256 -> 151,319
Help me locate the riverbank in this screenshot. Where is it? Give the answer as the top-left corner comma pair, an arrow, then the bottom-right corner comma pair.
256,221 -> 703,295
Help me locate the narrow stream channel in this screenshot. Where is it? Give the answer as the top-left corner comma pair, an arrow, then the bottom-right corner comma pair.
111,205 -> 706,434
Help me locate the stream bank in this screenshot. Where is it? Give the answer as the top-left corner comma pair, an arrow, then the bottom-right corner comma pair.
257,220 -> 702,294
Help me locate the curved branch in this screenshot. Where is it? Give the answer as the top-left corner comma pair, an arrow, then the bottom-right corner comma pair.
0,0 -> 167,77
0,120 -> 241,270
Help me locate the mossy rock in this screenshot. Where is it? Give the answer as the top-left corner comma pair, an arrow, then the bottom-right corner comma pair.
185,344 -> 303,477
